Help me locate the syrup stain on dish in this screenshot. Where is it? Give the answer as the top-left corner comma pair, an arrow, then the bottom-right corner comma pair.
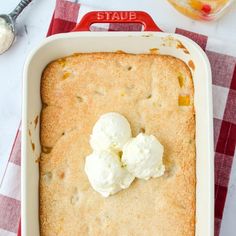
116,50 -> 127,54
28,125 -> 34,152
141,33 -> 153,37
176,40 -> 190,54
161,35 -> 176,47
188,60 -> 195,70
31,141 -> 35,151
161,36 -> 189,55
34,115 -> 39,129
35,156 -> 40,163
28,116 -> 39,153
149,48 -> 159,54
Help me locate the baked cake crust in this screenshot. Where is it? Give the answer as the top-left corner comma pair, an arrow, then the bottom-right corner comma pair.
40,53 -> 195,236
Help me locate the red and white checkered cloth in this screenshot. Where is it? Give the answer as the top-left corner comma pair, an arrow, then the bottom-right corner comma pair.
0,1 -> 235,235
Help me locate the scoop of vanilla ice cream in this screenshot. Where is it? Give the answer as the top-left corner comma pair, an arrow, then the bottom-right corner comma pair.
122,133 -> 165,180
90,112 -> 132,152
85,150 -> 135,197
0,18 -> 14,54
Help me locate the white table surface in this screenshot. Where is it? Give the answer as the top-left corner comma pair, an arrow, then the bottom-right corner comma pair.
0,0 -> 235,235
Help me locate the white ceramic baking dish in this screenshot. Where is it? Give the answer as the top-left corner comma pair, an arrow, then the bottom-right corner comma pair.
22,11 -> 214,236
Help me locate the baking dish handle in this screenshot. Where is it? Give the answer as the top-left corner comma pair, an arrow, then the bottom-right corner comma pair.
72,11 -> 162,32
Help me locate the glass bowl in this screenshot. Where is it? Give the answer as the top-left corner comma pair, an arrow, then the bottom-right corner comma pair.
168,0 -> 235,20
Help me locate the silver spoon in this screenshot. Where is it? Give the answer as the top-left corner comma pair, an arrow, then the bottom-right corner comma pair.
0,0 -> 32,54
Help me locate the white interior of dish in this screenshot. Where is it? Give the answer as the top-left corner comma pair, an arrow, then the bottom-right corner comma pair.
22,32 -> 214,236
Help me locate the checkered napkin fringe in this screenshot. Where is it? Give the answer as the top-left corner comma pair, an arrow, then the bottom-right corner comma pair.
0,1 -> 235,235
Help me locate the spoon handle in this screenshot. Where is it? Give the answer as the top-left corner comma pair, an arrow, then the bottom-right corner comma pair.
9,0 -> 33,21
